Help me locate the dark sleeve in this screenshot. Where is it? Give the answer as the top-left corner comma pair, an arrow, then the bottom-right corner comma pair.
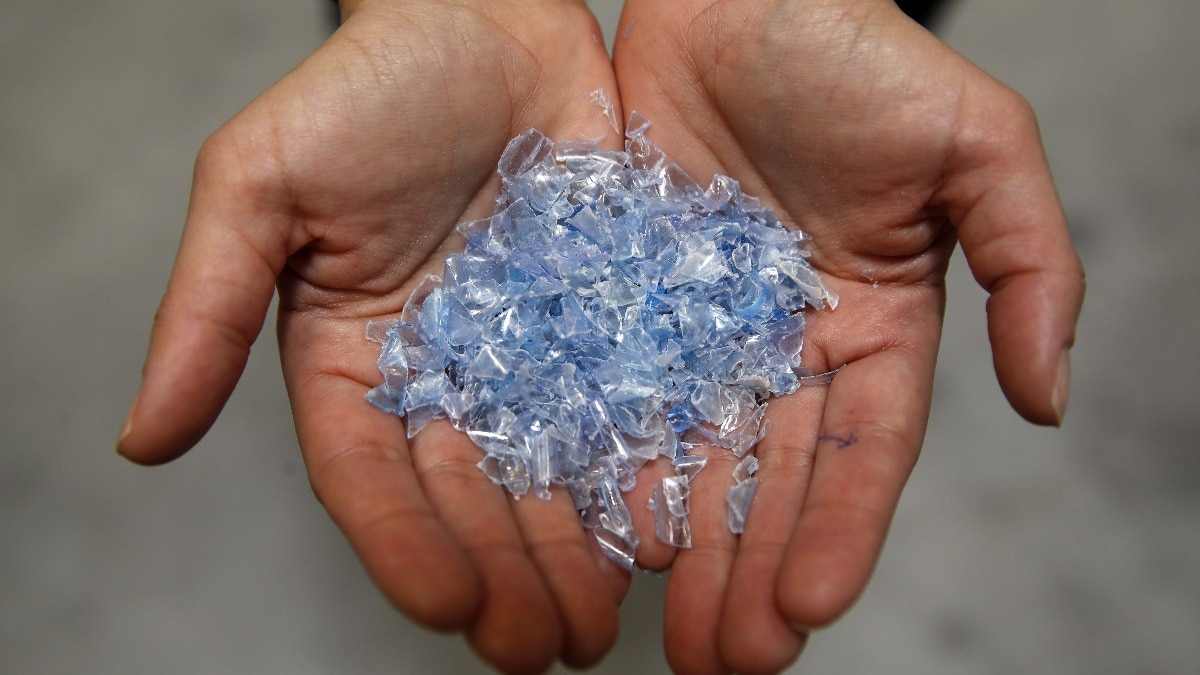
894,0 -> 953,28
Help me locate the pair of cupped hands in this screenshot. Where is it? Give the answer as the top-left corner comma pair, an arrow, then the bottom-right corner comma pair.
117,0 -> 1084,672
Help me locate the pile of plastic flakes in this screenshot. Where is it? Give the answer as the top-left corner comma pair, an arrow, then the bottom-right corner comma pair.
365,112 -> 835,571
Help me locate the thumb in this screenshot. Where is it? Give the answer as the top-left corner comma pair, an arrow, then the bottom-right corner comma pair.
118,128 -> 295,464
943,80 -> 1085,426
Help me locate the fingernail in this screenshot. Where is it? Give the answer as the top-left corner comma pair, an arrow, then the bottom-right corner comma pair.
1051,349 -> 1071,426
117,396 -> 137,456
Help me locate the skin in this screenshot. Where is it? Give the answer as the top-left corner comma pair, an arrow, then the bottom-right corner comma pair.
612,1 -> 1083,673
118,0 -> 1084,672
118,1 -> 629,671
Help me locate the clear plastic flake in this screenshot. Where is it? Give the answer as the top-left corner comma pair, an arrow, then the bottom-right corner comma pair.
652,475 -> 692,548
726,477 -> 759,535
588,88 -> 621,135
731,454 -> 759,483
671,455 -> 708,482
366,113 -> 833,566
727,454 -> 760,534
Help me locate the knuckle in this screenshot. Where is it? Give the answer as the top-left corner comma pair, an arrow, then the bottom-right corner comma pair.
193,122 -> 281,200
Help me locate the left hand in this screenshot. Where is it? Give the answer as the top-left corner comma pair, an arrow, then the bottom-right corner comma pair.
612,0 -> 1085,672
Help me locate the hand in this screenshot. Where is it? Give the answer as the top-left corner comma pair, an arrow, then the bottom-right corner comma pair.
117,1 -> 630,670
612,0 -> 1085,672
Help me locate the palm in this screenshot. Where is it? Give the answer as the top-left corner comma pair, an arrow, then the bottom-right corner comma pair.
614,0 -> 1083,672
121,2 -> 631,671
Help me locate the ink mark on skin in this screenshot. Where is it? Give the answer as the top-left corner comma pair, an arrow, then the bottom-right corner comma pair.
622,19 -> 636,40
819,432 -> 858,449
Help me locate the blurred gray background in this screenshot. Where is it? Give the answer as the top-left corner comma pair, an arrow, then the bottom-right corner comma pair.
3,0 -> 1198,672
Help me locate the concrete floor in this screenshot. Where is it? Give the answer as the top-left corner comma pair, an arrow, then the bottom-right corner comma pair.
3,0 -> 1198,672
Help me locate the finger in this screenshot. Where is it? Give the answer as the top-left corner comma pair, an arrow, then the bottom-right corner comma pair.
291,371 -> 482,631
585,526 -> 634,604
280,311 -> 481,628
662,444 -> 742,675
118,130 -> 295,464
716,384 -> 827,675
943,82 -> 1085,426
776,338 -> 935,630
408,421 -> 563,674
510,485 -> 621,668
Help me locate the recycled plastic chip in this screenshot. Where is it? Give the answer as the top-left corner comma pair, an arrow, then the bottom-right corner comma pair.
366,110 -> 835,569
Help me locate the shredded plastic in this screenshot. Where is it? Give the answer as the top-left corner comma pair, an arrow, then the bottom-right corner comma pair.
726,455 -> 760,534
365,112 -> 834,570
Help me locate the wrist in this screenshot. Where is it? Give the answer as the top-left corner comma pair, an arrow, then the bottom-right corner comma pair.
338,0 -> 590,13
337,0 -> 601,56
337,0 -> 594,25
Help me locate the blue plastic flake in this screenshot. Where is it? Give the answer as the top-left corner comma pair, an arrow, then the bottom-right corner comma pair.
366,115 -> 834,567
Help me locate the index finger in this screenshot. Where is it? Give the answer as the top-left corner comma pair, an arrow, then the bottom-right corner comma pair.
280,312 -> 481,630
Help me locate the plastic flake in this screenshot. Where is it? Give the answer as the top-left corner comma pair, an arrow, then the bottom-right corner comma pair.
588,88 -> 621,135
652,475 -> 692,548
366,115 -> 833,567
726,455 -> 760,534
